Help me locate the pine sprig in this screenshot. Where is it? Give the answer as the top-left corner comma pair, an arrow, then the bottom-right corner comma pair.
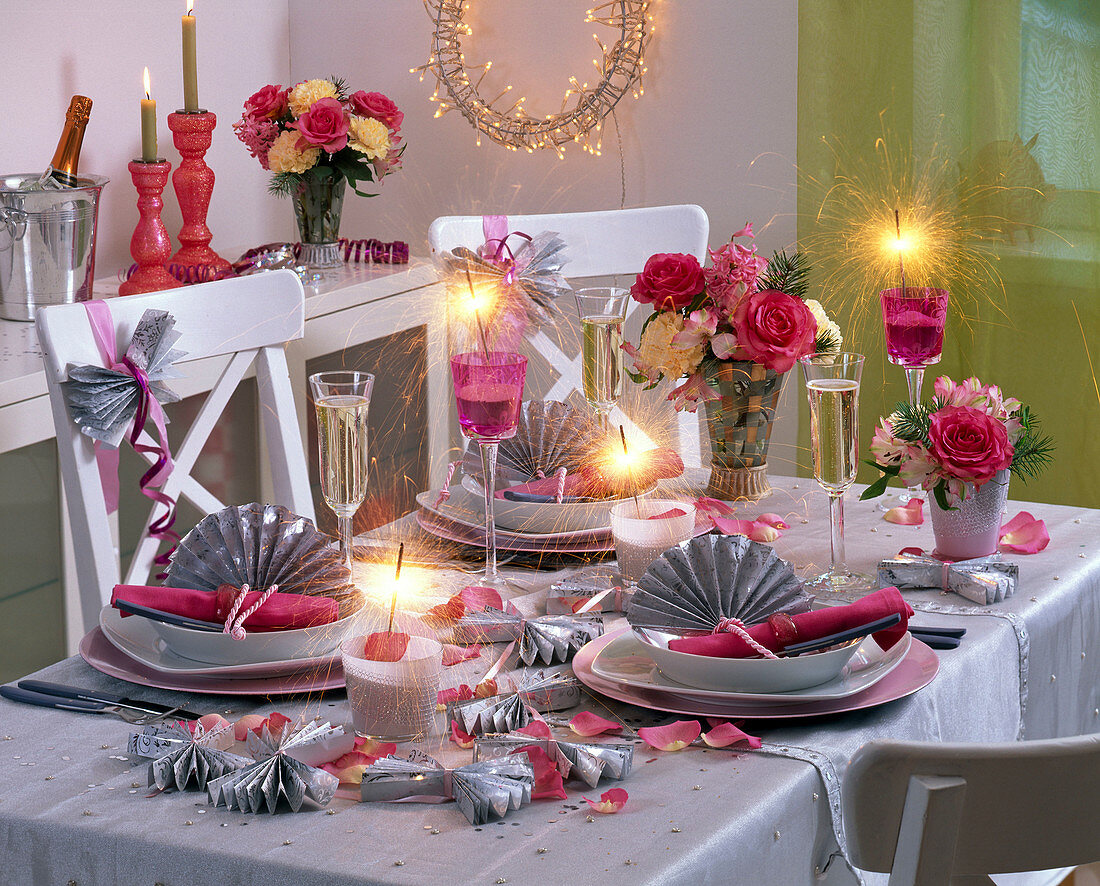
758,250 -> 811,300
268,172 -> 303,198
329,74 -> 349,102
883,398 -> 942,445
815,327 -> 842,355
1011,406 -> 1055,482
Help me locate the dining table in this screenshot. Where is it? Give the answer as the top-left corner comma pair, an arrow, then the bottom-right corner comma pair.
1,473 -> 1097,886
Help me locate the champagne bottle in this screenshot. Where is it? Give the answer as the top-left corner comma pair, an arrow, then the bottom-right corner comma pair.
39,95 -> 93,189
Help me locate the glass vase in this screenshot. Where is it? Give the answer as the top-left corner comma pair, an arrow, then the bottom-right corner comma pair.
292,172 -> 345,269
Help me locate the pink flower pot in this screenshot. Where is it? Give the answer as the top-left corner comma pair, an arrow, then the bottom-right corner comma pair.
929,470 -> 1010,560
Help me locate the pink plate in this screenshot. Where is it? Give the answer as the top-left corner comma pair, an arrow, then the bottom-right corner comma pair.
80,627 -> 346,696
416,509 -> 614,554
573,628 -> 939,719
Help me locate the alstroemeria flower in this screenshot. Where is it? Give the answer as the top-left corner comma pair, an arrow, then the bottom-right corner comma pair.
672,308 -> 718,349
516,745 -> 568,800
884,498 -> 924,525
668,372 -> 720,413
701,721 -> 762,749
712,516 -> 781,543
584,787 -> 629,814
999,511 -> 1050,554
568,711 -> 623,737
622,341 -> 662,385
638,720 -> 701,751
363,631 -> 409,662
709,331 -> 739,359
450,720 -> 476,749
442,643 -> 481,666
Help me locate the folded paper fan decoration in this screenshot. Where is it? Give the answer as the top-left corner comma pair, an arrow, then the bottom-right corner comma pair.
128,720 -> 252,792
474,732 -> 634,789
165,503 -> 358,616
627,534 -> 813,633
448,670 -> 582,736
451,607 -> 605,666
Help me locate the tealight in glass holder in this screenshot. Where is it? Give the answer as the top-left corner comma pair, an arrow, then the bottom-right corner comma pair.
342,635 -> 443,741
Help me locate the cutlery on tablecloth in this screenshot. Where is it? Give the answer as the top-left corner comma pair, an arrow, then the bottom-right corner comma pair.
1,685 -> 198,725
14,680 -> 203,720
907,627 -> 964,650
780,613 -> 904,656
500,490 -> 599,504
114,599 -> 223,632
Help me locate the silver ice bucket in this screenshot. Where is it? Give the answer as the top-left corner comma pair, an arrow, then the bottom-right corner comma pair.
0,173 -> 108,322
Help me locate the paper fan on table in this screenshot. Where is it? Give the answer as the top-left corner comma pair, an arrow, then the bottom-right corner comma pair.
626,534 -> 813,633
462,400 -> 603,484
165,503 -> 358,616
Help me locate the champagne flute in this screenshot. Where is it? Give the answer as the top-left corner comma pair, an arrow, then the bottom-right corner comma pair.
450,351 -> 527,590
799,353 -> 873,593
309,371 -> 375,573
574,287 -> 629,431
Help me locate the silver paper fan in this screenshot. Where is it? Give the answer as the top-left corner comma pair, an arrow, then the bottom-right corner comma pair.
128,721 -> 252,793
626,534 -> 813,633
451,609 -> 604,666
475,733 -> 633,789
449,692 -> 531,736
463,400 -> 603,484
165,503 -> 358,616
206,721 -> 341,814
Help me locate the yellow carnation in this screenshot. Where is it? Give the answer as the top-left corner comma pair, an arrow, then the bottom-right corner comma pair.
347,116 -> 392,160
288,79 -> 338,117
267,130 -> 320,174
639,312 -> 705,379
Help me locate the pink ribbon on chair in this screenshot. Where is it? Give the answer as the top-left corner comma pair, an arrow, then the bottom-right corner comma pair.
83,300 -> 179,568
479,215 -> 533,287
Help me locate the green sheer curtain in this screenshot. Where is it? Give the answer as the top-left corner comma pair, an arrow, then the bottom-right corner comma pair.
797,0 -> 1100,508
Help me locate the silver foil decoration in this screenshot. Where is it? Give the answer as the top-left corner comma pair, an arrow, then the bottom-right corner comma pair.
451,607 -> 605,666
449,670 -> 583,736
546,575 -> 629,615
359,753 -> 534,826
474,732 -> 634,788
627,534 -> 814,633
60,309 -> 186,448
516,669 -> 583,713
206,721 -> 341,814
878,553 -> 1018,605
462,400 -> 603,485
128,720 -> 252,793
165,503 -> 358,616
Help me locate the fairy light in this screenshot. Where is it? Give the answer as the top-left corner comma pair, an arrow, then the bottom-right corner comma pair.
419,0 -> 651,154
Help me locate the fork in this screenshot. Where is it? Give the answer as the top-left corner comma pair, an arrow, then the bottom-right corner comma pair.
0,685 -> 187,725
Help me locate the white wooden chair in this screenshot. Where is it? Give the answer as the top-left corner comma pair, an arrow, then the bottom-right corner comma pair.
428,205 -> 710,462
36,269 -> 314,634
842,735 -> 1100,885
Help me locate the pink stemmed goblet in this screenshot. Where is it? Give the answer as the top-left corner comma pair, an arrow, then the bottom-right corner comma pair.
450,351 -> 527,590
880,287 -> 950,502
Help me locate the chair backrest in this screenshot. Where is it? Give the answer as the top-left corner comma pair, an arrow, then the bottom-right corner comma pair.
428,205 -> 710,458
843,735 -> 1100,885
36,269 -> 314,633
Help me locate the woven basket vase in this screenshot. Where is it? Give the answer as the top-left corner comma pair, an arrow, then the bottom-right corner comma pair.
701,360 -> 786,501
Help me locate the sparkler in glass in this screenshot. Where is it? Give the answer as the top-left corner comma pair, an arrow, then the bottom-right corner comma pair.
574,287 -> 629,430
800,353 -> 873,593
309,371 -> 374,573
450,351 -> 527,590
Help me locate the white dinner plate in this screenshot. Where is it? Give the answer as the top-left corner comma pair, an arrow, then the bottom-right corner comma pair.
591,629 -> 913,704
98,606 -> 342,677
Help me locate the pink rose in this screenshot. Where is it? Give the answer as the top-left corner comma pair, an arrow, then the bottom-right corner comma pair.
349,90 -> 404,132
244,84 -> 289,120
927,405 -> 1013,485
291,97 -> 349,153
631,253 -> 705,312
731,289 -> 817,373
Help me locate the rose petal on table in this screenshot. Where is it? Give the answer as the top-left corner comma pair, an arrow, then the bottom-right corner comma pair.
999,512 -> 1050,554
425,597 -> 466,621
648,507 -> 688,520
712,516 -> 781,543
637,720 -> 701,751
883,499 -> 924,525
321,750 -> 378,784
363,631 -> 410,662
474,677 -> 499,698
352,737 -> 397,760
515,719 -> 552,740
191,713 -> 230,736
233,714 -> 267,742
459,585 -> 503,613
694,496 -> 737,517
584,787 -> 629,814
756,512 -> 790,530
515,745 -> 568,800
442,643 -> 482,667
450,720 -> 476,749
701,721 -> 762,749
568,711 -> 623,737
436,685 -> 475,709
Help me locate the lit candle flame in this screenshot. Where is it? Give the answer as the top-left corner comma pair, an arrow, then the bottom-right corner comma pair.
143,67 -> 151,100
186,0 -> 194,14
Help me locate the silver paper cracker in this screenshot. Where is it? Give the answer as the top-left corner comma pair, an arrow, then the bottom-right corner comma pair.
474,732 -> 634,788
878,553 -> 1017,605
452,608 -> 604,666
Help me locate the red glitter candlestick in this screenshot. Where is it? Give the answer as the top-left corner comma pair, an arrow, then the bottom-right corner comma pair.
167,110 -> 229,273
119,159 -> 184,296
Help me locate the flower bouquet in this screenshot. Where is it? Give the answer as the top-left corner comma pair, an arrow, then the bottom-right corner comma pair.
233,76 -> 405,267
861,376 -> 1054,558
623,224 -> 841,499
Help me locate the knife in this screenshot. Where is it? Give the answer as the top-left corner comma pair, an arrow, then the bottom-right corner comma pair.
501,490 -> 597,504
114,599 -> 223,632
17,680 -> 204,720
781,613 -> 904,656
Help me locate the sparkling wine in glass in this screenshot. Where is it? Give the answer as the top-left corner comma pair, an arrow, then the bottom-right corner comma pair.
575,288 -> 629,429
800,353 -> 873,593
310,371 -> 375,572
450,351 -> 527,590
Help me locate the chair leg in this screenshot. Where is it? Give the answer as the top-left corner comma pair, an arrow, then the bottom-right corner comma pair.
889,774 -> 968,886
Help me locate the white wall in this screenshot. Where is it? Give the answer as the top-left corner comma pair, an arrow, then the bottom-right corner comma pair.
0,0 -> 293,278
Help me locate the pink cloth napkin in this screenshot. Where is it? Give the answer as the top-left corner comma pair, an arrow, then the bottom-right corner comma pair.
111,583 -> 340,631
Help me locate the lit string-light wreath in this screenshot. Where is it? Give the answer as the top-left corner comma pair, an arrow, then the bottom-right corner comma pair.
414,0 -> 653,157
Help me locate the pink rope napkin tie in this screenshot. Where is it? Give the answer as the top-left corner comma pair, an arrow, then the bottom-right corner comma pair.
433,460 -> 461,508
553,467 -> 568,504
713,616 -> 780,660
223,583 -> 279,640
